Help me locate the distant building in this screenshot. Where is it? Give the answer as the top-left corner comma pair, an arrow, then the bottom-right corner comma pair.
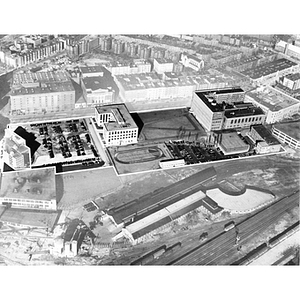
275,40 -> 300,61
0,167 -> 57,210
82,76 -> 114,106
104,60 -> 151,76
245,85 -> 300,124
153,58 -> 174,74
248,125 -> 281,154
191,88 -> 265,131
241,58 -> 298,85
272,121 -> 300,150
95,104 -> 138,147
80,66 -> 105,78
180,53 -> 204,71
282,73 -> 300,90
9,70 -> 76,114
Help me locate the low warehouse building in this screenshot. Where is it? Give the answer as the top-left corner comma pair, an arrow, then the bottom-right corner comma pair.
218,132 -> 250,155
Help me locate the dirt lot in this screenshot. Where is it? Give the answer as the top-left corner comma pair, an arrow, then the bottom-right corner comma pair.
56,167 -> 122,210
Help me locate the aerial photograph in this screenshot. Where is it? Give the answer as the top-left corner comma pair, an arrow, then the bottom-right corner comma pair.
0,32 -> 299,270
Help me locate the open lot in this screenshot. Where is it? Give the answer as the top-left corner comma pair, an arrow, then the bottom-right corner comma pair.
56,167 -> 122,210
136,108 -> 207,142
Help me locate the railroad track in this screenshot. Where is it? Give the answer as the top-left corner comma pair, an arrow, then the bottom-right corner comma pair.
153,190 -> 299,265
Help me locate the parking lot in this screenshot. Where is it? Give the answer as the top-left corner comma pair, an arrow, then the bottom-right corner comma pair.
165,136 -> 256,165
22,118 -> 107,172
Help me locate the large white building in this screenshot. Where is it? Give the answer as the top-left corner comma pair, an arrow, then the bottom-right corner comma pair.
1,128 -> 31,170
0,167 -> 57,210
245,86 -> 300,124
282,73 -> 300,90
275,40 -> 300,61
9,70 -> 76,114
191,88 -> 265,131
104,60 -> 151,76
95,104 -> 138,147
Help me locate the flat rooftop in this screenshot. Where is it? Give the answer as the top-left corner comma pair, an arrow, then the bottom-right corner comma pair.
0,167 -> 56,202
12,71 -> 70,86
83,76 -> 112,92
80,66 -> 105,74
0,208 -> 60,230
241,58 -> 297,79
252,125 -> 281,145
224,104 -> 264,118
273,121 -> 300,140
246,87 -> 300,111
11,81 -> 75,96
154,58 -> 173,64
220,132 -> 250,151
95,103 -> 138,131
285,72 -> 300,81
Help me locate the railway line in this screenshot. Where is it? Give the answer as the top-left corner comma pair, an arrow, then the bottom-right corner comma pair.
146,189 -> 299,265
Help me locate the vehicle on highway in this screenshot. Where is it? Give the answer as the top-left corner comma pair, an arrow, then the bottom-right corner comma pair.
224,221 -> 235,232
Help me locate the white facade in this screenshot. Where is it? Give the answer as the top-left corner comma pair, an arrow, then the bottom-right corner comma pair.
272,126 -> 300,150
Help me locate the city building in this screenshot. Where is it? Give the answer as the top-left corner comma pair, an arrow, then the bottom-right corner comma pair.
282,73 -> 300,90
218,132 -> 250,155
159,158 -> 185,169
191,88 -> 265,131
1,128 -> 31,170
245,85 -> 300,124
104,60 -> 151,76
275,40 -> 300,61
95,104 -> 138,147
10,81 -> 76,114
153,58 -> 174,74
82,76 -> 114,106
210,50 -> 243,67
272,121 -> 300,150
248,125 -> 281,154
114,72 -> 196,110
0,35 -> 66,68
241,58 -> 298,85
9,70 -> 76,114
180,53 -> 204,71
80,66 -> 105,78
0,167 -> 57,210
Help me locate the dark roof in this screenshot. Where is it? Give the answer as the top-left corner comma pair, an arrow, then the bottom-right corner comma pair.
80,66 -> 105,74
14,126 -> 40,160
202,197 -> 223,214
224,105 -> 265,118
252,125 -> 281,145
83,76 -> 111,91
242,58 -> 297,79
109,167 -> 216,225
169,199 -> 204,220
285,73 -> 300,82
